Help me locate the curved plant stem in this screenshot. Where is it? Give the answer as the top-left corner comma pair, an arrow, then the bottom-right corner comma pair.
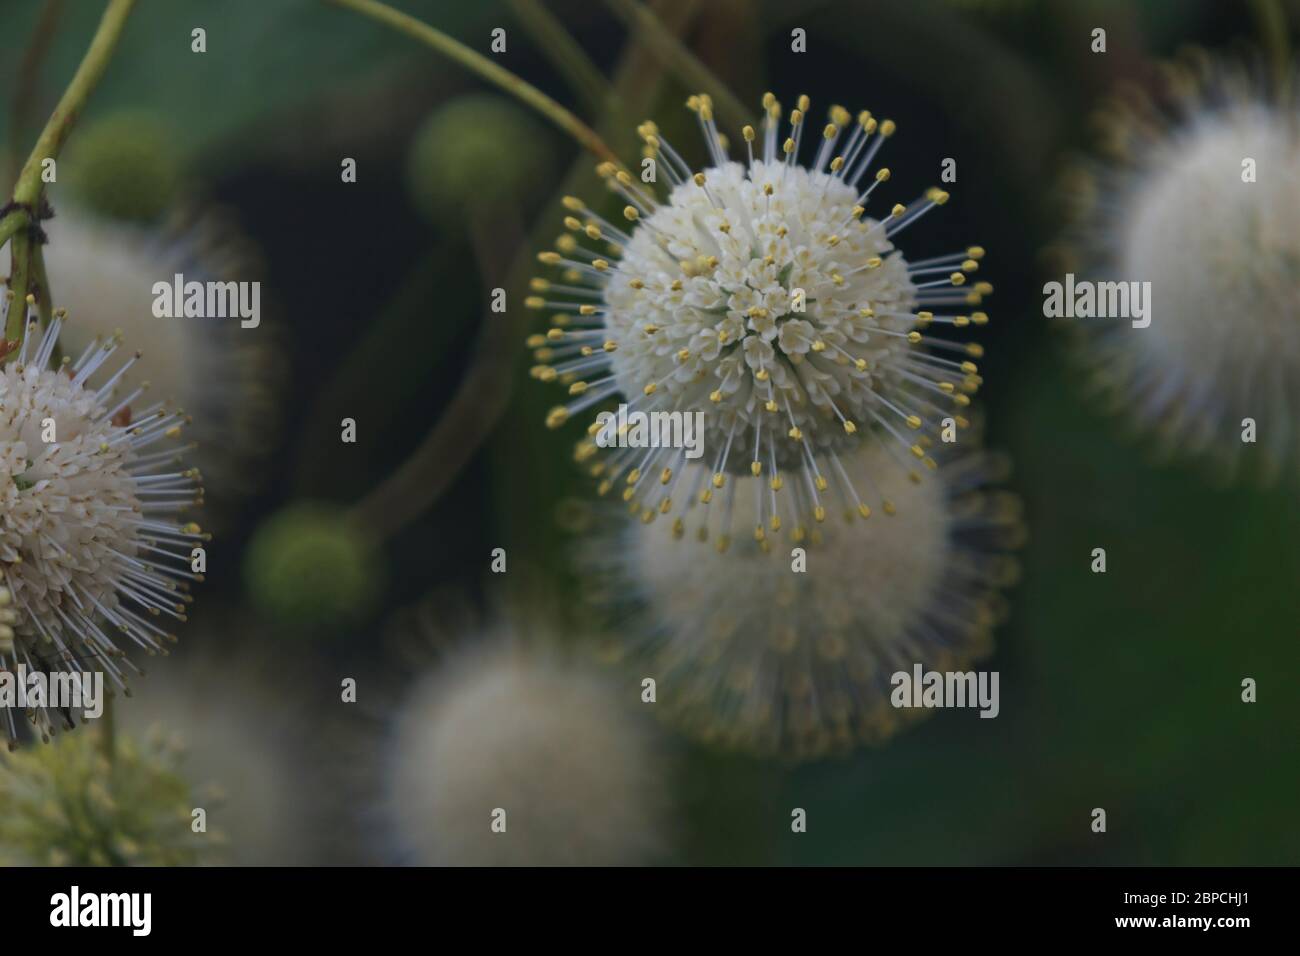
0,210 -> 27,253
5,0 -> 137,347
11,0 -> 136,209
507,0 -> 617,119
347,0 -> 701,542
1250,0 -> 1292,98
328,0 -> 620,164
601,0 -> 751,130
349,214 -> 525,541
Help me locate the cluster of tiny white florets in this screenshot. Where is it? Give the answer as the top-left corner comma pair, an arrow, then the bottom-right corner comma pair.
588,442 -> 1023,760
531,92 -> 991,538
1067,56 -> 1300,481
0,302 -> 203,745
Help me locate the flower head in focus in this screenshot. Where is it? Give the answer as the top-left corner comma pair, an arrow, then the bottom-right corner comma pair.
531,92 -> 991,540
586,441 -> 1023,760
0,302 -> 204,746
1060,53 -> 1300,482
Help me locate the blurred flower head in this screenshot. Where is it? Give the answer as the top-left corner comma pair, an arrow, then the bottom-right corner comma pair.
381,634 -> 669,865
1063,55 -> 1300,482
0,725 -> 221,866
0,312 -> 203,744
532,92 -> 991,539
120,646 -> 324,865
42,206 -> 280,502
588,440 -> 1023,760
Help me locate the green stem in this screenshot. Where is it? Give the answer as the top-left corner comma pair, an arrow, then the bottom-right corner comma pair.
31,244 -> 61,366
328,0 -> 620,164
11,0 -> 137,208
6,233 -> 34,344
507,0 -> 617,119
1249,0 -> 1292,98
100,694 -> 116,768
0,210 -> 26,252
601,0 -> 751,130
5,0 -> 137,351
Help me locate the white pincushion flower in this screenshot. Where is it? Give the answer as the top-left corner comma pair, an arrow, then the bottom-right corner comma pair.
532,93 -> 991,539
41,208 -> 277,498
383,638 -> 668,866
0,306 -> 203,746
1066,58 -> 1300,481
589,441 -> 1022,760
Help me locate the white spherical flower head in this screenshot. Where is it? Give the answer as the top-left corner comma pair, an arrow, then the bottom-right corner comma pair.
0,305 -> 203,746
1068,59 -> 1300,480
590,442 -> 1023,760
42,208 -> 277,500
532,93 -> 991,536
384,641 -> 668,865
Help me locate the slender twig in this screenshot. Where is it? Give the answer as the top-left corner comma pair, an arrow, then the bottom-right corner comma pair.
1250,0 -> 1292,98
601,0 -> 751,130
349,214 -> 525,541
5,234 -> 34,344
5,0 -> 137,348
0,209 -> 27,250
327,0 -> 620,164
507,0 -> 616,118
347,0 -> 701,541
11,0 -> 136,208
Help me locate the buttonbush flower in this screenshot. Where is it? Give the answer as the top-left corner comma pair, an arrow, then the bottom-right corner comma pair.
43,207 -> 278,500
587,441 -> 1023,760
531,92 -> 991,540
0,305 -> 203,745
1061,55 -> 1300,482
383,636 -> 668,865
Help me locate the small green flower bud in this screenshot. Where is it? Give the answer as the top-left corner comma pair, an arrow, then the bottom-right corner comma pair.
244,504 -> 380,629
63,111 -> 184,222
406,94 -> 555,220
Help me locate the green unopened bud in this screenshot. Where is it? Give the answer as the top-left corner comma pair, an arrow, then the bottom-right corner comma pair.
244,504 -> 380,629
63,111 -> 184,223
406,94 -> 555,220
